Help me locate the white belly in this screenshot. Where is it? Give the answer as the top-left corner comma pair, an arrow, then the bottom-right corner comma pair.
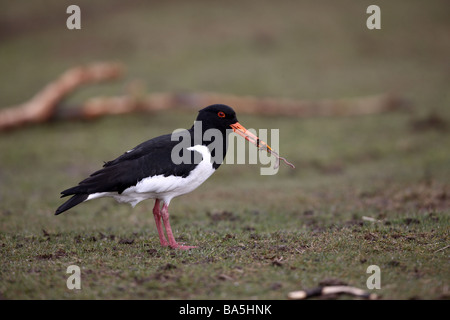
86,145 -> 215,206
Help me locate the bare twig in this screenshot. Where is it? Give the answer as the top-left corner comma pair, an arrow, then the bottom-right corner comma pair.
435,244 -> 450,253
288,286 -> 378,300
362,216 -> 383,223
178,92 -> 410,117
258,145 -> 295,169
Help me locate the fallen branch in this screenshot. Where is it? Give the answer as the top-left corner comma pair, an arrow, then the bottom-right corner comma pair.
258,145 -> 295,170
55,92 -> 176,120
55,91 -> 409,121
0,62 -> 411,132
0,61 -> 124,130
176,91 -> 410,117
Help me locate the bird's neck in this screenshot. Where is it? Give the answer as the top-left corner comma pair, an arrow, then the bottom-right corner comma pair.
188,125 -> 229,169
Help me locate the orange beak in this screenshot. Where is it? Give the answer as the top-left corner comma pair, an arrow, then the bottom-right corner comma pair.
229,122 -> 295,169
230,122 -> 272,152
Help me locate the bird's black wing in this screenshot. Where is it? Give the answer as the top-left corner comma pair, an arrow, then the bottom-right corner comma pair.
101,133 -> 173,168
60,132 -> 199,197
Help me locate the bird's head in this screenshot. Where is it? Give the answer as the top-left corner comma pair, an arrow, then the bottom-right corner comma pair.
196,104 -> 273,152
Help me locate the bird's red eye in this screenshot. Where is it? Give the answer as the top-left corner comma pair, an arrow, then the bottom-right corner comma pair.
218,111 -> 226,118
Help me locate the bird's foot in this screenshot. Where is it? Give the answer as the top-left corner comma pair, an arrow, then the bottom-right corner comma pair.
158,237 -> 169,247
160,241 -> 169,247
169,243 -> 198,250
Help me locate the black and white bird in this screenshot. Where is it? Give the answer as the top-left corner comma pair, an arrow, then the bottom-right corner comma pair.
56,104 -> 276,249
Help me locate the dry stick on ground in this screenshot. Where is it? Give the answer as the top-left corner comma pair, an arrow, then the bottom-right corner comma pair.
0,62 -> 411,131
175,91 -> 410,117
57,91 -> 409,121
0,61 -> 124,131
288,286 -> 378,300
58,92 -> 177,120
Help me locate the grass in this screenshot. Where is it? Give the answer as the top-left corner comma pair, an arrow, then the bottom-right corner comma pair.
0,0 -> 449,299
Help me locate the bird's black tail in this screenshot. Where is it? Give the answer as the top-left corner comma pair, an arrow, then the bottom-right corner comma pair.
55,194 -> 88,215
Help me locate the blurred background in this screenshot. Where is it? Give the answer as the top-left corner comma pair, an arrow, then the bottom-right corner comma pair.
0,0 -> 449,300
1,0 -> 449,226
1,0 -> 448,105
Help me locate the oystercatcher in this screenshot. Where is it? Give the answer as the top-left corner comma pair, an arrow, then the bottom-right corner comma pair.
55,104 -> 278,249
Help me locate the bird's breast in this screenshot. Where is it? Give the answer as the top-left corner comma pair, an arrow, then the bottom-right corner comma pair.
122,144 -> 216,204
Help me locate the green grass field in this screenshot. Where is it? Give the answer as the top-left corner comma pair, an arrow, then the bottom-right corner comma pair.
0,1 -> 449,299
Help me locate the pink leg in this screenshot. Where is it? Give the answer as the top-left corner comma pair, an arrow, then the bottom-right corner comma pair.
152,199 -> 169,247
160,202 -> 197,250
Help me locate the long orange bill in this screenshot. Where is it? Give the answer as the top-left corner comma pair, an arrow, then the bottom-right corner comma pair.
230,122 -> 272,151
230,122 -> 295,169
